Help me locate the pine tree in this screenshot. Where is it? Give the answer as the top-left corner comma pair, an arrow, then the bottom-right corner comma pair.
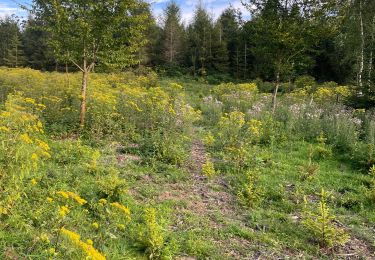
0,16 -> 25,67
22,17 -> 55,70
162,1 -> 185,66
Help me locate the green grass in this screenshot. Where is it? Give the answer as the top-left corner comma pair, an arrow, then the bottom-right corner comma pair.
1,70 -> 375,259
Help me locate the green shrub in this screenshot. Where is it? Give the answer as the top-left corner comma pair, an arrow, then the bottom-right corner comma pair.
138,208 -> 165,259
302,189 -> 349,248
237,169 -> 263,208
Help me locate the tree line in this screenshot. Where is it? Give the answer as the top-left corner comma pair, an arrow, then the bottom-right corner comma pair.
0,0 -> 374,98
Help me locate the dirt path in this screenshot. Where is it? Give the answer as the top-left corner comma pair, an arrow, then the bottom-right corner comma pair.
188,137 -> 237,219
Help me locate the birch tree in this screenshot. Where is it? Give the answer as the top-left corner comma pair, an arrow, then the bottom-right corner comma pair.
33,0 -> 149,128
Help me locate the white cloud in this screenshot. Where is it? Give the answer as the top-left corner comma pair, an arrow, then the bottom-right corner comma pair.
0,3 -> 18,18
0,3 -> 27,19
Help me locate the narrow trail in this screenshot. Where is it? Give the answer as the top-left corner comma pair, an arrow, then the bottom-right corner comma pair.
188,136 -> 236,219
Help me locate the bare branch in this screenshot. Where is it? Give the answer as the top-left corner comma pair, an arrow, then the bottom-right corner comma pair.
71,59 -> 84,72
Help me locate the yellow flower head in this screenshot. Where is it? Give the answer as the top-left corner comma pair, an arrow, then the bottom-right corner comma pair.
48,247 -> 56,255
110,202 -> 131,216
98,198 -> 107,206
25,97 -> 36,104
0,126 -> 10,132
47,197 -> 54,203
31,179 -> 37,185
31,153 -> 38,161
57,191 -> 69,199
60,228 -> 106,260
57,191 -> 87,205
39,233 -> 50,243
117,224 -> 126,231
59,205 -> 70,217
37,139 -> 50,151
67,191 -> 87,205
20,133 -> 33,144
92,222 -> 99,229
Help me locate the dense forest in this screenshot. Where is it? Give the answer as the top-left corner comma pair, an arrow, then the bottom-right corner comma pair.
1,0 -> 375,259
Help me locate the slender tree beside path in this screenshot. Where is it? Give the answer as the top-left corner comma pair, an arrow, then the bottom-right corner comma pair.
33,0 -> 150,128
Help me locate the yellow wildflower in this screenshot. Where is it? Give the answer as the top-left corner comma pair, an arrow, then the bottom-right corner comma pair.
66,191 -> 87,205
31,153 -> 38,161
0,126 -> 10,132
47,197 -> 54,203
98,198 -> 107,205
25,97 -> 36,104
39,233 -> 50,243
20,133 -> 33,144
37,103 -> 46,110
31,179 -> 37,185
1,111 -> 10,118
117,224 -> 126,231
110,202 -> 131,216
59,205 -> 70,217
86,239 -> 93,245
37,120 -> 43,128
47,247 -> 56,255
36,139 -> 50,151
92,222 -> 99,229
60,228 -> 106,260
40,151 -> 51,159
248,119 -> 262,137
57,191 -> 69,199
57,191 -> 87,205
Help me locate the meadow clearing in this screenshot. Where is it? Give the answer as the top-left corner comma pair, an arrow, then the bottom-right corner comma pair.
0,68 -> 374,259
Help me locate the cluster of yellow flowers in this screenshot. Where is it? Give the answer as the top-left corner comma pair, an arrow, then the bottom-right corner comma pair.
59,205 -> 70,217
20,133 -> 33,144
0,126 -> 10,132
60,228 -> 106,260
219,111 -> 246,131
57,191 -> 87,205
247,119 -> 262,138
110,202 -> 131,216
202,157 -> 216,177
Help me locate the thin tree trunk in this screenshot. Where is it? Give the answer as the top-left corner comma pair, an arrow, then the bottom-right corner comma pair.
369,51 -> 373,88
236,47 -> 239,80
170,26 -> 173,63
272,72 -> 280,113
65,62 -> 70,88
358,0 -> 364,89
15,44 -> 18,68
219,25 -> 222,44
244,43 -> 247,79
80,60 -> 88,128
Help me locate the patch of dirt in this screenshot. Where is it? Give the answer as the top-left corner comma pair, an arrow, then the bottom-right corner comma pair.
116,154 -> 141,165
324,237 -> 375,259
156,136 -> 253,258
4,248 -> 22,260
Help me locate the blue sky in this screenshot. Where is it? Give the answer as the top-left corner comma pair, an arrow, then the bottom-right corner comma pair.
0,0 -> 249,23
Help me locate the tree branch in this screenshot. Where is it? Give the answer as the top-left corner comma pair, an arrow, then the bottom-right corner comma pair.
71,59 -> 84,72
